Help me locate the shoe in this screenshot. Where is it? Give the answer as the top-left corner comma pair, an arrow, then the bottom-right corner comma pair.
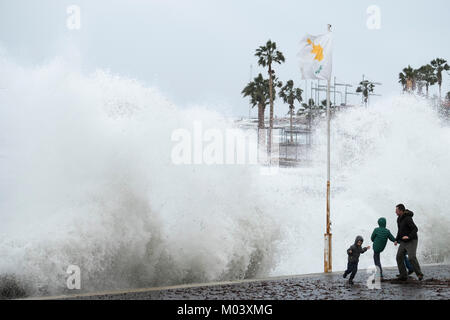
348,279 -> 354,285
343,272 -> 347,279
418,274 -> 424,281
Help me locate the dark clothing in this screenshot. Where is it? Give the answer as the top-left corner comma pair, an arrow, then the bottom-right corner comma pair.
373,252 -> 383,277
344,262 -> 358,281
396,239 -> 423,278
396,210 -> 418,242
344,236 -> 368,281
371,218 -> 396,253
395,209 -> 423,278
347,236 -> 368,263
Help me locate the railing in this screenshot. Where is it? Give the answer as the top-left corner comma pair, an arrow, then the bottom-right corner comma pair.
278,127 -> 312,165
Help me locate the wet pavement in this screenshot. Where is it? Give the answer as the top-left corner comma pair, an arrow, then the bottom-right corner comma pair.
58,264 -> 450,300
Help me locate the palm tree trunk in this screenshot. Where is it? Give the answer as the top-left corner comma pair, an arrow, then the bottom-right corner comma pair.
258,103 -> 265,130
268,65 -> 273,156
257,103 -> 266,163
290,106 -> 293,143
439,82 -> 442,103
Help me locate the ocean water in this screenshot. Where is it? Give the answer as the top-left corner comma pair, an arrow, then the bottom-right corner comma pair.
0,56 -> 449,297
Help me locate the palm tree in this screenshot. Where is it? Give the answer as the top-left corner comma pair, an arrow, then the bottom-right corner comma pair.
242,73 -> 271,130
255,40 -> 285,154
416,64 -> 437,97
398,65 -> 417,93
242,73 -> 278,154
430,58 -> 450,101
398,72 -> 407,92
301,98 -> 315,110
356,80 -> 375,107
279,80 -> 303,143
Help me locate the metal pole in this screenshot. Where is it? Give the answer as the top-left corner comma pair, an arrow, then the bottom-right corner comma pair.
333,77 -> 336,107
324,24 -> 332,273
324,78 -> 332,273
305,80 -> 308,105
345,85 -> 348,105
362,74 -> 366,107
317,80 -> 320,106
249,64 -> 253,118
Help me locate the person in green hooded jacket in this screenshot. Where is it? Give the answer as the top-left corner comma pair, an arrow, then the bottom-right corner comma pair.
371,217 -> 396,278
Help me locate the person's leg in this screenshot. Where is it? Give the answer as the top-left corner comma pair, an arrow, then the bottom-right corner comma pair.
373,252 -> 383,277
405,239 -> 423,277
396,242 -> 408,278
343,262 -> 350,278
349,262 -> 358,281
404,255 -> 414,273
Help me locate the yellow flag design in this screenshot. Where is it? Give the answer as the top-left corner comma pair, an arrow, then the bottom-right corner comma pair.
298,32 -> 333,80
307,38 -> 324,62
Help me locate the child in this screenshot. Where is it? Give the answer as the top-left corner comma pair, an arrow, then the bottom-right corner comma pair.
371,217 -> 396,279
343,235 -> 370,284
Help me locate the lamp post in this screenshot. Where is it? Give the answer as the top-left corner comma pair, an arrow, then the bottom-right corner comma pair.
324,23 -> 332,273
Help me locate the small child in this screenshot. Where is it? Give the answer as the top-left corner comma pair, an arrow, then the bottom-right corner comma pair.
371,217 -> 396,279
343,235 -> 370,284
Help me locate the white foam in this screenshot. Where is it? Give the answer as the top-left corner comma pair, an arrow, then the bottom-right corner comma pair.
0,55 -> 449,296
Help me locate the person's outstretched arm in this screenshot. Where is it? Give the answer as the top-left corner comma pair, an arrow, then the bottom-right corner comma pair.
361,246 -> 370,253
388,230 -> 396,242
395,228 -> 401,242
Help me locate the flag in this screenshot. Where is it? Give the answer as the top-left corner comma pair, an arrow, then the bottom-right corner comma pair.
298,32 -> 333,80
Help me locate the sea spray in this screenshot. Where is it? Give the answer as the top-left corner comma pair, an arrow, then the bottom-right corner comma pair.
272,95 -> 450,275
0,56 -> 449,297
0,57 -> 280,296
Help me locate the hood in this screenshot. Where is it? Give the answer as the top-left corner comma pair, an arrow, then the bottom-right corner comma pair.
404,209 -> 414,217
354,235 -> 364,245
378,217 -> 386,228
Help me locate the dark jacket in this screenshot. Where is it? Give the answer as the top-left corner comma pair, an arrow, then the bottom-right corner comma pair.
371,217 -> 396,253
396,209 -> 418,242
347,236 -> 368,263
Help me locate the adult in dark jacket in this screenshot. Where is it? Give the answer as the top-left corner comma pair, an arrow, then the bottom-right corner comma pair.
394,204 -> 424,280
371,217 -> 396,278
343,235 -> 370,284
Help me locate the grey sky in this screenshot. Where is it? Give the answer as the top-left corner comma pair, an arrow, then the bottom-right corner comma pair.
1,0 -> 449,117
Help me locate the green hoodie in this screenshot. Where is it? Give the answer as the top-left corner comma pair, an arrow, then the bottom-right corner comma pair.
371,217 -> 396,253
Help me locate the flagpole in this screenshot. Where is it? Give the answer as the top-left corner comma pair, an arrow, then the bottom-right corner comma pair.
324,23 -> 332,273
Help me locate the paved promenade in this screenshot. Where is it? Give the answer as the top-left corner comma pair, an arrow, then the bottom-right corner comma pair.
35,264 -> 450,300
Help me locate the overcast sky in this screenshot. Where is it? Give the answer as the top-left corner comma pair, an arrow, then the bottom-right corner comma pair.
1,0 -> 449,117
